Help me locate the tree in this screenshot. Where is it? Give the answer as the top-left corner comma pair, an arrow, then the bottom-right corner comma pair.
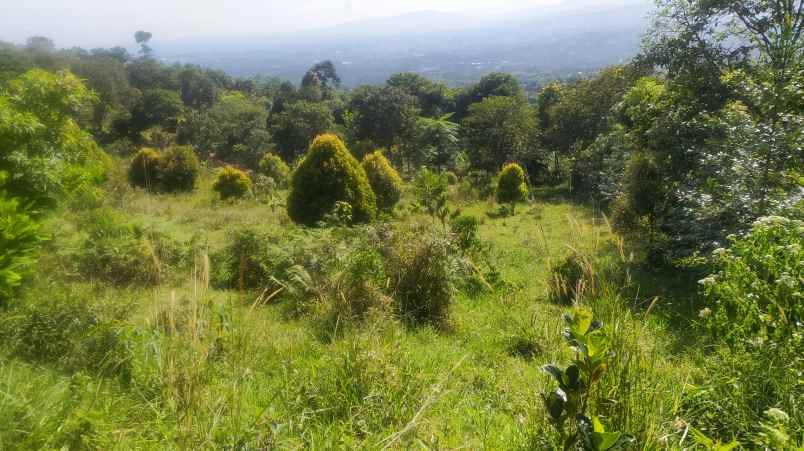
71,55 -> 134,131
134,31 -> 153,57
0,69 -> 104,207
302,60 -> 340,89
348,85 -> 419,149
25,36 -> 55,53
462,96 -> 537,172
130,88 -> 184,133
387,72 -> 453,117
270,100 -> 335,161
287,134 -> 377,226
178,66 -> 219,109
406,114 -> 460,169
454,72 -> 523,120
127,58 -> 179,91
178,92 -> 271,166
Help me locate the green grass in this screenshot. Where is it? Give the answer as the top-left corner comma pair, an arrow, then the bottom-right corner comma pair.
0,166 -> 729,449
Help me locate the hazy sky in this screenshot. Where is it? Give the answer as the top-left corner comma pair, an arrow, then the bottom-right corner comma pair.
0,0 -> 627,49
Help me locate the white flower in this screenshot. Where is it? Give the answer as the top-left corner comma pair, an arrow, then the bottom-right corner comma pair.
712,248 -> 728,257
698,308 -> 712,318
698,276 -> 717,286
786,244 -> 801,254
752,216 -> 789,228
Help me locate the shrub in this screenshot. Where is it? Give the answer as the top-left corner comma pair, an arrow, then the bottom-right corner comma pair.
387,234 -> 453,326
287,134 -> 377,226
128,148 -> 162,190
213,166 -> 252,200
0,175 -> 44,305
541,308 -> 634,449
159,145 -> 199,193
5,286 -> 132,374
496,163 -> 529,212
258,153 -> 291,188
412,167 -> 450,226
444,171 -> 458,185
546,251 -> 594,304
75,209 -> 186,286
449,214 -> 480,252
362,150 -> 403,212
699,216 -> 803,347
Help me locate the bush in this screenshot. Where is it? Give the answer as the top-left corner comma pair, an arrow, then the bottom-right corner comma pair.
496,163 -> 529,210
412,167 -> 450,225
159,145 -> 199,193
75,209 -> 187,286
387,233 -> 453,326
258,153 -> 291,188
0,176 -> 44,305
444,171 -> 458,185
287,134 -> 377,226
213,166 -> 252,200
449,214 -> 480,252
546,251 -> 594,304
362,150 -> 403,213
128,148 -> 162,190
128,146 -> 199,193
699,216 -> 803,347
4,286 -> 132,374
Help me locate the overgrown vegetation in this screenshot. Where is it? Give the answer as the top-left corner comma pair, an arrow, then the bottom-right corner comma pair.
0,2 -> 802,447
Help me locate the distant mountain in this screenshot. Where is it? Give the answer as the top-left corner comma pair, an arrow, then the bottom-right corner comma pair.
158,1 -> 652,88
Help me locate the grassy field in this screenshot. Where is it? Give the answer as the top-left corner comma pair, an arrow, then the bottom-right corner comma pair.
1,165 -> 709,450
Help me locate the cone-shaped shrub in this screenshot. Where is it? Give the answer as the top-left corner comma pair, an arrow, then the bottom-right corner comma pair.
159,145 -> 200,192
287,134 -> 376,226
496,163 -> 529,208
213,166 -> 252,200
128,148 -> 162,190
362,150 -> 403,212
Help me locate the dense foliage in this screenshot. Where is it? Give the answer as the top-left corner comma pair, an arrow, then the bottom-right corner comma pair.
496,163 -> 529,209
128,146 -> 199,193
287,134 -> 377,226
361,150 -> 403,213
212,166 -> 252,200
0,174 -> 43,304
257,152 -> 290,188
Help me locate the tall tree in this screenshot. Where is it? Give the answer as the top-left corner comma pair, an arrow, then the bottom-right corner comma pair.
462,95 -> 538,172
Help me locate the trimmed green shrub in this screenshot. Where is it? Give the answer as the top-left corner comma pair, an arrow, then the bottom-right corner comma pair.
362,150 -> 403,213
496,163 -> 528,210
287,134 -> 377,226
213,166 -> 252,200
159,145 -> 199,193
258,152 -> 291,188
128,148 -> 162,190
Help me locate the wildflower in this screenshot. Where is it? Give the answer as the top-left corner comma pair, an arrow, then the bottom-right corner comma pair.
752,216 -> 789,228
764,408 -> 789,423
698,308 -> 712,319
712,248 -> 728,257
698,276 -> 717,286
786,244 -> 801,254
